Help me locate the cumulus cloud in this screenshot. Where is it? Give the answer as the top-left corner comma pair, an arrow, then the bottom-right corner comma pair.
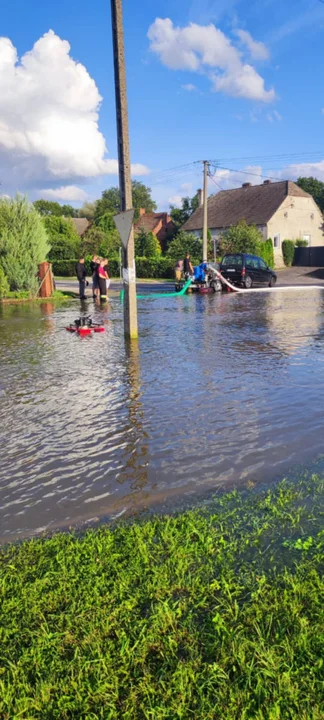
280,161 -> 324,183
234,29 -> 269,60
41,185 -> 89,202
148,18 -> 275,103
0,30 -> 148,193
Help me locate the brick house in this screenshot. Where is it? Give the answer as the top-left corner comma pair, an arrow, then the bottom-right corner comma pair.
182,180 -> 324,266
134,209 -> 176,252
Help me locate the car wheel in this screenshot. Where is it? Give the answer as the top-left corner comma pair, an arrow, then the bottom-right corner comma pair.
269,276 -> 276,287
244,275 -> 253,289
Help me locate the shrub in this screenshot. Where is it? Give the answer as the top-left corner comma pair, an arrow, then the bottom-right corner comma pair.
222,220 -> 263,255
282,240 -> 295,267
0,195 -> 50,292
44,216 -> 81,263
0,265 -> 10,298
166,230 -> 202,265
135,257 -> 174,279
295,239 -> 308,247
135,228 -> 161,257
257,238 -> 275,269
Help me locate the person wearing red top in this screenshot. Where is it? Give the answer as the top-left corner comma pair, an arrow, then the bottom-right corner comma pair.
97,259 -> 108,300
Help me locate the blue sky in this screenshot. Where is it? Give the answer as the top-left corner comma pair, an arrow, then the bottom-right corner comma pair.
1,0 -> 324,209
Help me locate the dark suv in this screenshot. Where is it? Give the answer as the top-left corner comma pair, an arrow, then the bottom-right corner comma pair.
220,253 -> 277,289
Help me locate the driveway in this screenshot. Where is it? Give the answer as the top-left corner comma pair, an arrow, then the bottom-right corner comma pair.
276,266 -> 324,286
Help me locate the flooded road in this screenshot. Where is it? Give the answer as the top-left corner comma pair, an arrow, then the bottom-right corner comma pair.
1,288 -> 324,543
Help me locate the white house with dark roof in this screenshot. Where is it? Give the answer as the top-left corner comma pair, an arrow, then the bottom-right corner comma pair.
182,180 -> 324,266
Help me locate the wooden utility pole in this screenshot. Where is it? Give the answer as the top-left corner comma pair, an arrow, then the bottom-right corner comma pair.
202,160 -> 209,263
111,0 -> 138,339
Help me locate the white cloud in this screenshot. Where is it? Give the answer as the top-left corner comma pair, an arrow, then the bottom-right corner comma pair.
0,30 -> 149,193
168,194 -> 183,207
267,110 -> 282,123
280,161 -> 324,183
148,18 -> 275,102
234,29 -> 269,60
41,185 -> 88,202
181,83 -> 197,91
211,165 -> 263,190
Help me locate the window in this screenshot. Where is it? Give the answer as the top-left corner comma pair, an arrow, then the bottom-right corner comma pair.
222,255 -> 243,267
273,234 -> 280,248
258,259 -> 268,270
303,234 -> 311,246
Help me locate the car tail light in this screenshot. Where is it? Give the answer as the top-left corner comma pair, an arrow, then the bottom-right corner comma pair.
241,268 -> 245,276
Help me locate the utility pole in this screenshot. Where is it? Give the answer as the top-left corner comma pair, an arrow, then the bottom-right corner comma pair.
202,160 -> 209,263
111,0 -> 138,339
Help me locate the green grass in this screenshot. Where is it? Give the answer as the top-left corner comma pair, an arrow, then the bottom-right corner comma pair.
1,290 -> 72,303
1,476 -> 324,719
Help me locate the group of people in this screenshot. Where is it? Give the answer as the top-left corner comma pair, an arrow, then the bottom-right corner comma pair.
175,253 -> 194,281
76,255 -> 110,301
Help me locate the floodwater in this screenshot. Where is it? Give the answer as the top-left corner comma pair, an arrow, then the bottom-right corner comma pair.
1,288 -> 324,543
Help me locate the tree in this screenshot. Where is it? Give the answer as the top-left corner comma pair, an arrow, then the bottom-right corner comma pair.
0,195 -> 50,292
221,220 -> 263,255
61,204 -> 75,217
170,193 -> 200,229
96,212 -> 121,256
44,216 -> 80,262
81,226 -> 107,256
34,199 -> 77,217
79,201 -> 98,220
94,181 -> 157,221
135,228 -> 161,257
296,177 -> 324,214
166,230 -> 203,264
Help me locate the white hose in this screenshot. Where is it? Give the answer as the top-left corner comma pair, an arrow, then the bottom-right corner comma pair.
213,268 -> 324,294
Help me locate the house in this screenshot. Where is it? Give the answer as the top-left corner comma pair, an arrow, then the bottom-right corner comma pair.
182,180 -> 324,266
71,218 -> 91,237
134,209 -> 176,252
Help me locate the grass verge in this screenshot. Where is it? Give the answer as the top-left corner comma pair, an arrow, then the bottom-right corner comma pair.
1,476 -> 323,719
0,290 -> 72,304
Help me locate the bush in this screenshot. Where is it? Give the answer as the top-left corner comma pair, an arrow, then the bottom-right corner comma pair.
0,195 -> 50,292
0,265 -> 10,298
257,238 -> 275,269
295,239 -> 308,247
282,240 -> 295,267
222,220 -> 263,255
44,216 -> 81,263
166,230 -> 203,265
135,228 -> 161,257
135,257 -> 174,279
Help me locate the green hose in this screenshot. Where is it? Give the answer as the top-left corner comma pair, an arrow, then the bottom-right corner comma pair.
120,277 -> 192,302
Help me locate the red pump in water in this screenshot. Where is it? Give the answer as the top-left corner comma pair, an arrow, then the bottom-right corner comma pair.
66,316 -> 105,336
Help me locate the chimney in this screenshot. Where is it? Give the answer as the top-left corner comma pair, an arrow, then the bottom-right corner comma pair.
139,208 -> 146,217
263,180 -> 271,185
197,189 -> 203,207
242,182 -> 252,188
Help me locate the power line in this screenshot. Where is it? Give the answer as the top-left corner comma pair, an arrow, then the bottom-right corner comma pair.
208,173 -> 225,192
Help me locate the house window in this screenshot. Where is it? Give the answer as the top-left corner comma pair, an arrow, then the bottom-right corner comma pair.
303,234 -> 311,246
273,234 -> 280,248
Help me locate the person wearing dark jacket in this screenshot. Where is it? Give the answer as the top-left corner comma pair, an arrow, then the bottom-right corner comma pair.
75,258 -> 87,299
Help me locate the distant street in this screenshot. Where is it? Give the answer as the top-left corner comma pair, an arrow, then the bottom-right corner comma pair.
55,267 -> 324,296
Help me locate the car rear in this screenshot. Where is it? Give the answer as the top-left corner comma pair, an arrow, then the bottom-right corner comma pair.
220,254 -> 245,286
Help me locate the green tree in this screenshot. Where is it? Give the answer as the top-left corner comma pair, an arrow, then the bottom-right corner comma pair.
61,204 -> 75,217
221,220 -> 263,255
82,226 -> 107,256
79,201 -> 98,220
96,212 -> 121,256
296,177 -> 324,214
166,230 -> 203,264
0,195 -> 50,292
170,193 -> 199,229
95,181 -> 157,221
0,265 -> 9,298
34,199 -> 77,217
44,216 -> 80,262
135,228 -> 161,257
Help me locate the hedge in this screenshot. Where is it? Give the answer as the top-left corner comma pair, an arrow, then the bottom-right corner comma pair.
52,257 -> 175,279
282,240 -> 295,267
258,238 -> 275,269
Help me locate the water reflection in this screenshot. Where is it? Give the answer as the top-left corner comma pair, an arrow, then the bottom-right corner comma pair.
1,289 -> 324,542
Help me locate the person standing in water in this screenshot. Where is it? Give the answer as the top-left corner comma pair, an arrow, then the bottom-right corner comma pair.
90,255 -> 99,300
183,253 -> 193,279
97,259 -> 108,300
75,257 -> 87,299
104,259 -> 110,295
